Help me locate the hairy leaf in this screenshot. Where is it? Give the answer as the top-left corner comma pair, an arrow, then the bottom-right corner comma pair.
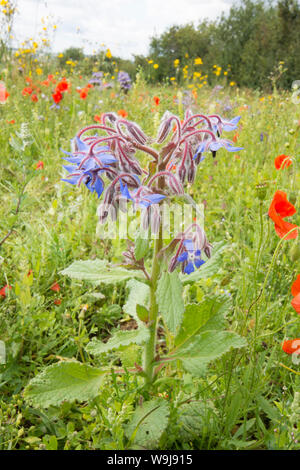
123,279 -> 150,322
157,271 -> 184,334
24,361 -> 106,408
85,327 -> 150,355
125,398 -> 170,448
170,330 -> 247,376
60,259 -> 143,284
175,295 -> 231,347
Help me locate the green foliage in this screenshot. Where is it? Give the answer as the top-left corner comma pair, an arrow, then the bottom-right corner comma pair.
175,295 -> 230,347
157,271 -> 184,334
24,362 -> 106,408
125,398 -> 170,448
60,259 -> 144,284
148,0 -> 300,89
123,279 -> 150,322
170,330 -> 247,376
86,328 -> 150,355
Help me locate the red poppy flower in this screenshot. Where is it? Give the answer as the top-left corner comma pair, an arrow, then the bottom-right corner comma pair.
31,94 -> 38,102
50,282 -> 60,292
35,160 -> 44,170
0,285 -> 12,297
22,87 -> 33,96
117,109 -> 128,118
52,90 -> 63,104
291,294 -> 300,313
153,96 -> 160,106
282,338 -> 300,355
7,119 -> 15,124
54,299 -> 62,305
25,76 -> 32,84
291,275 -> 300,297
291,275 -> 300,313
79,88 -> 88,99
94,114 -> 102,123
41,79 -> 50,87
268,191 -> 298,239
86,83 -> 93,89
274,154 -> 292,170
56,78 -> 69,93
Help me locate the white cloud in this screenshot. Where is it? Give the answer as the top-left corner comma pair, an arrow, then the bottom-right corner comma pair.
13,0 -> 232,58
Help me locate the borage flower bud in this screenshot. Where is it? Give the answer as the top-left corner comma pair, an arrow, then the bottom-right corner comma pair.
127,123 -> 147,145
157,116 -> 173,144
177,164 -> 187,183
187,162 -> 196,184
150,204 -> 161,234
142,206 -> 151,231
168,255 -> 179,273
97,202 -> 117,224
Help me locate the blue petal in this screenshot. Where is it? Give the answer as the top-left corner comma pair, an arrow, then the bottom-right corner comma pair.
184,262 -> 195,274
209,141 -> 224,151
147,194 -> 166,204
62,165 -> 77,173
224,142 -> 244,152
75,136 -> 89,152
194,258 -> 205,269
183,239 -> 194,251
61,176 -> 79,185
119,180 -> 133,200
177,252 -> 188,262
94,177 -> 104,198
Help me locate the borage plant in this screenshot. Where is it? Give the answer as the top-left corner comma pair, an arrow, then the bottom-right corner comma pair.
24,109 -> 247,435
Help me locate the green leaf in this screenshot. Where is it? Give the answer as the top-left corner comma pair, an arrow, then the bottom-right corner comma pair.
180,241 -> 227,284
257,396 -> 281,423
125,398 -> 170,448
136,304 -> 149,322
24,362 -> 106,408
170,330 -> 247,376
60,259 -> 144,284
177,402 -> 216,441
0,340 -> 5,364
123,279 -> 150,322
175,295 -> 231,347
85,327 -> 150,356
157,271 -> 184,334
134,233 -> 149,261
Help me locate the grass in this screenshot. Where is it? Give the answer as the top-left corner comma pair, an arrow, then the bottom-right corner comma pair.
0,69 -> 299,450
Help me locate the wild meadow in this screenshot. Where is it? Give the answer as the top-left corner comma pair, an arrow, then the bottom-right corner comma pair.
0,1 -> 300,452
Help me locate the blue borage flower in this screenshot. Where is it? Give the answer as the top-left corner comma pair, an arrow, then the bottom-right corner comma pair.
177,239 -> 205,274
210,115 -> 241,134
61,136 -> 117,198
119,179 -> 166,209
193,138 -> 243,160
62,166 -> 106,198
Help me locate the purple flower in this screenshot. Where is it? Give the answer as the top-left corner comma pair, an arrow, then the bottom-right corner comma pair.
117,71 -> 132,92
62,167 -> 105,198
177,240 -> 205,274
119,179 -> 165,209
61,136 -> 117,198
193,138 -> 243,159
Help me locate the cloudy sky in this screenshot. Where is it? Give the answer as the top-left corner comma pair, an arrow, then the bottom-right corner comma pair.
13,0 -> 234,58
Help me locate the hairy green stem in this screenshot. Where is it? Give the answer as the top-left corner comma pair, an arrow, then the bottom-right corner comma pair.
143,229 -> 162,385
